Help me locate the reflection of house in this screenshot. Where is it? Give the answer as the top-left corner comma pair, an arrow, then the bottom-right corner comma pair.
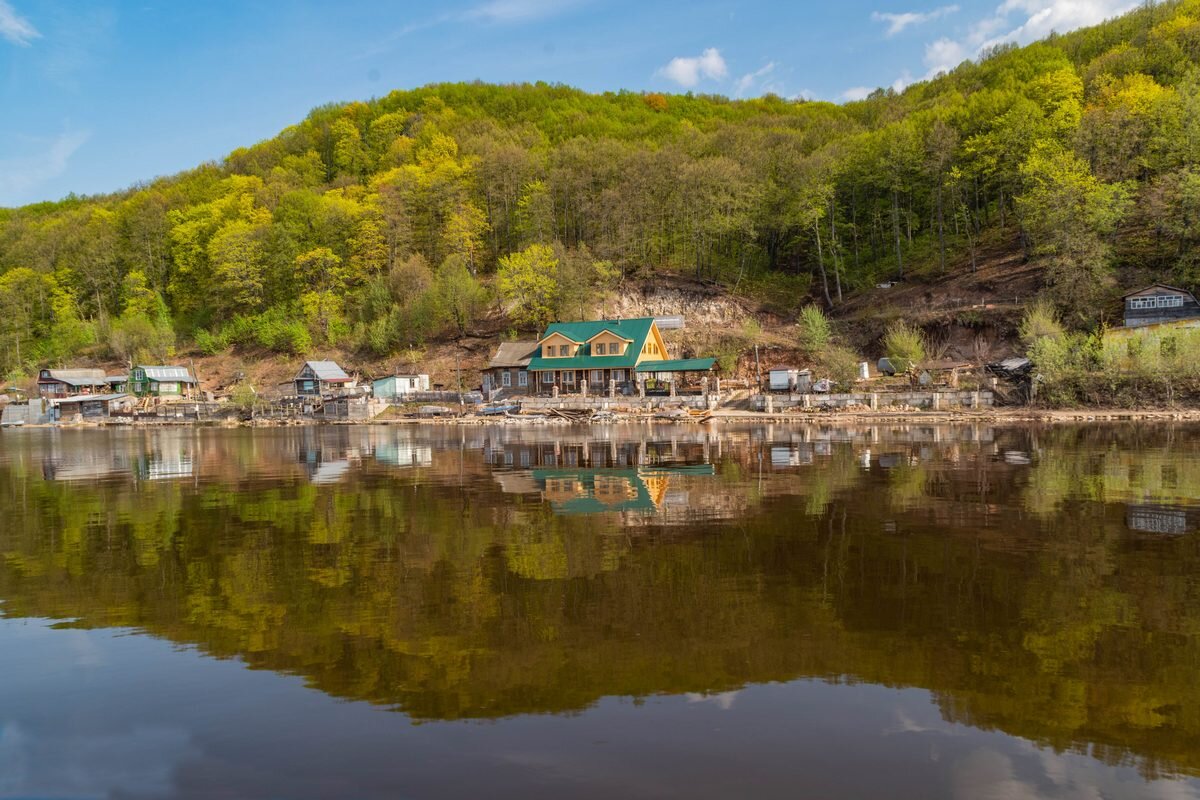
373,441 -> 433,468
1122,284 -> 1200,328
483,341 -> 539,397
130,365 -> 197,398
295,361 -> 352,397
373,374 -> 430,401
531,465 -> 714,515
526,318 -> 715,395
1126,504 -> 1195,535
138,452 -> 195,480
37,368 -> 109,398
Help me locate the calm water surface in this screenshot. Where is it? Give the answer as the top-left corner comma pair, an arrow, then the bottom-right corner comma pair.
1,422 -> 1198,799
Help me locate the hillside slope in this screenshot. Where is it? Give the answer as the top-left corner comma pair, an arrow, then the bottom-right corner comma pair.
4,0 -> 1200,385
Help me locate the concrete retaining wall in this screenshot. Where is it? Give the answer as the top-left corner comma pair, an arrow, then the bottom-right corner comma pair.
754,390 -> 993,412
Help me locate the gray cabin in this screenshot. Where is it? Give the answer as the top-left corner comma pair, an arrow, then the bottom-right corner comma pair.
36,368 -> 109,398
294,361 -> 352,397
483,341 -> 539,397
1122,284 -> 1200,328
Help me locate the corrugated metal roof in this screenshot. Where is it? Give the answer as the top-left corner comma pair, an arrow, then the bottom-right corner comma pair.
1122,283 -> 1199,300
635,358 -> 716,373
41,369 -> 107,386
528,318 -> 656,371
52,393 -> 131,404
136,365 -> 197,383
488,341 -> 540,369
302,361 -> 351,381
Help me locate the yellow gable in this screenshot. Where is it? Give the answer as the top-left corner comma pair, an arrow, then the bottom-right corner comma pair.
539,331 -> 580,358
589,330 -> 631,356
634,322 -> 668,365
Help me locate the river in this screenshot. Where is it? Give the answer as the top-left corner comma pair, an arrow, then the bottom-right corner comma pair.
0,423 -> 1197,799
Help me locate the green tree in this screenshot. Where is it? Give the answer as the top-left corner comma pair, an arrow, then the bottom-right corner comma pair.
497,243 -> 560,329
434,254 -> 488,335
1015,144 -> 1132,319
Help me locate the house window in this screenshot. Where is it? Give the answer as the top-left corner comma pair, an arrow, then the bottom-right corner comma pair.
1131,295 -> 1185,309
559,345 -> 570,356
609,343 -> 623,356
563,371 -> 575,385
518,371 -> 528,387
502,371 -> 512,387
541,372 -> 554,384
595,342 -> 606,355
590,370 -> 603,384
544,345 -> 554,357
613,370 -> 625,382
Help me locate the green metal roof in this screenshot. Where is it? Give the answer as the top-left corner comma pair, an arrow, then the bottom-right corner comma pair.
527,318 -> 656,371
635,357 -> 716,373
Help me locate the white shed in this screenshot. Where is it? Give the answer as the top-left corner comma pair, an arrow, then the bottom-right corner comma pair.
768,367 -> 811,392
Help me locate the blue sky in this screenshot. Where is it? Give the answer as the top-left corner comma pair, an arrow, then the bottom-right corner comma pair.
0,0 -> 1135,207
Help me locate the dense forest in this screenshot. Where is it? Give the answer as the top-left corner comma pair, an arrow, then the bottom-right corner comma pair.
3,0 -> 1200,380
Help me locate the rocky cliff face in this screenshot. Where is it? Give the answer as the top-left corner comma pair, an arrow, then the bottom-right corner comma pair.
599,282 -> 764,329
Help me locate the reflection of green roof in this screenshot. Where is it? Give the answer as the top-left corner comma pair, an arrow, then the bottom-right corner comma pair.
636,358 -> 715,373
527,318 -> 656,371
531,465 -> 715,515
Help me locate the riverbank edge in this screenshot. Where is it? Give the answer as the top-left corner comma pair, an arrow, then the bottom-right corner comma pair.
6,406 -> 1200,430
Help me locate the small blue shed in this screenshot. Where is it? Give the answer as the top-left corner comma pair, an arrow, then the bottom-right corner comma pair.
373,374 -> 430,400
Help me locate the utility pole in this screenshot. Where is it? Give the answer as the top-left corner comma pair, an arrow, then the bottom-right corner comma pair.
754,344 -> 762,391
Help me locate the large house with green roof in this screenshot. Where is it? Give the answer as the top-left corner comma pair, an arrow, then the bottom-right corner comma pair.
524,317 -> 714,395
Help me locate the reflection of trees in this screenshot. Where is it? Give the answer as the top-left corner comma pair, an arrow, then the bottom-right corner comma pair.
0,425 -> 1198,779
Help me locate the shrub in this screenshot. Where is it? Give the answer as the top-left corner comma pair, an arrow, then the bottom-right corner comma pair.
798,305 -> 832,352
1019,297 -> 1066,346
194,328 -> 229,356
821,345 -> 862,390
883,321 -> 926,373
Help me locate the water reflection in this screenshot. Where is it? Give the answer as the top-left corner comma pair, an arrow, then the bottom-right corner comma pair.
0,422 -> 1199,796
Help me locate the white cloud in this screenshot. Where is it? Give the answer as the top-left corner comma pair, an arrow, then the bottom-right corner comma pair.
882,0 -> 1136,95
0,131 -> 90,206
734,62 -> 776,97
892,70 -> 914,92
859,0 -> 1134,102
872,4 -> 959,36
685,690 -> 740,710
975,0 -> 1136,49
658,47 -> 728,88
924,36 -> 968,75
0,0 -> 39,46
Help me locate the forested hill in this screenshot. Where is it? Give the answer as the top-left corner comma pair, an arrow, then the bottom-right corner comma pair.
2,0 -> 1200,377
